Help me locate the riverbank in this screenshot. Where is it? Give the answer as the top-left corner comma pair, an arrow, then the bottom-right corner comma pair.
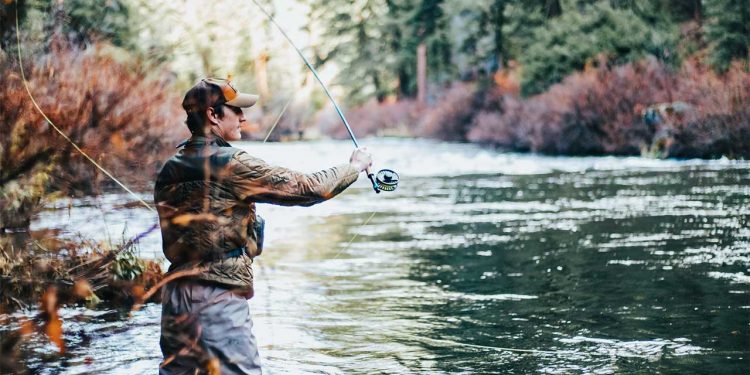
0,226 -> 163,308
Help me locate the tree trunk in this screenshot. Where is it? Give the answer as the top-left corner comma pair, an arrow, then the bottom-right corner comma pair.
372,73 -> 386,103
417,43 -> 427,106
492,0 -> 505,71
545,0 -> 562,18
693,0 -> 701,25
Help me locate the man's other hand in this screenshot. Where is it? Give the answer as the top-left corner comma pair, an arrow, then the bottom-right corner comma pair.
349,148 -> 373,172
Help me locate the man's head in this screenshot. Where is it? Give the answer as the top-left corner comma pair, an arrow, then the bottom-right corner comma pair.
182,78 -> 259,141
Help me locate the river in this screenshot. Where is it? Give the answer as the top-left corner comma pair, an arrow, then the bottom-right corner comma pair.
6,139 -> 750,374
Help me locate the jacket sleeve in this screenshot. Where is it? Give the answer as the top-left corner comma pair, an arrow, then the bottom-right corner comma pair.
230,150 -> 360,206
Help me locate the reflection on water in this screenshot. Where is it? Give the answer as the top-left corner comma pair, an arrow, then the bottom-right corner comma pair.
7,139 -> 750,374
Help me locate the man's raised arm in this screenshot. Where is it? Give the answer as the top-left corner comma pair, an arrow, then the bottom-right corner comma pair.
230,149 -> 371,206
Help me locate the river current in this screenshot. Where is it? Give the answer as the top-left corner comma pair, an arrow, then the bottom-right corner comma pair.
6,139 -> 750,374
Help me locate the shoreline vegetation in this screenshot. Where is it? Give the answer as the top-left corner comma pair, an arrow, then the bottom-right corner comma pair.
0,0 -> 748,369
0,229 -> 163,311
314,57 -> 749,160
0,227 -> 163,370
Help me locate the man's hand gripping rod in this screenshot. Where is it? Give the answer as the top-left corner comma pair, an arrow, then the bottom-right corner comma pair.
250,0 -> 397,194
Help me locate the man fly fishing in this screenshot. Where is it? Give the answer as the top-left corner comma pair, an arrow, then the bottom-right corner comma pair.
154,77 -> 373,374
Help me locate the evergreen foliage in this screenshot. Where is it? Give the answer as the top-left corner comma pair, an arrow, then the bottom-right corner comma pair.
2,0 -> 135,50
519,2 -> 677,96
61,0 -> 134,48
308,0 -> 396,103
407,0 -> 452,93
704,0 -> 750,72
307,0 -> 744,101
309,0 -> 453,102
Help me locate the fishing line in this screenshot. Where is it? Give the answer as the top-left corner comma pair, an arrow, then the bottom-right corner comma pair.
14,0 -> 162,271
329,211 -> 377,261
13,4 -> 170,317
262,93 -> 294,143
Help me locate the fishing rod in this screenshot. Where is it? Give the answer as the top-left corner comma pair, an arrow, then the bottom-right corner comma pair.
249,0 -> 398,194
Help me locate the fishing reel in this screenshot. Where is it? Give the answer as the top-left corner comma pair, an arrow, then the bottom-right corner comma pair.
367,169 -> 399,194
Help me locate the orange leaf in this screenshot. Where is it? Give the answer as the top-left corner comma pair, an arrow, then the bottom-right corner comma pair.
171,213 -> 219,226
206,357 -> 222,375
41,286 -> 57,316
131,284 -> 146,300
40,286 -> 65,354
45,316 -> 65,354
73,279 -> 93,299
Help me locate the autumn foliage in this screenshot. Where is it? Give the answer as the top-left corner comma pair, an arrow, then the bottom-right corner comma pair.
0,40 -> 186,228
465,58 -> 750,158
315,98 -> 419,139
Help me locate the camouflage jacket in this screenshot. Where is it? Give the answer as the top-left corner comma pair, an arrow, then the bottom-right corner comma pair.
154,136 -> 359,292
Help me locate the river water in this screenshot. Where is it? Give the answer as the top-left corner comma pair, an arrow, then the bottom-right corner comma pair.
6,139 -> 750,374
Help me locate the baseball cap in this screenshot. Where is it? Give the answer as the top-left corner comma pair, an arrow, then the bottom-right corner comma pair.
182,78 -> 259,113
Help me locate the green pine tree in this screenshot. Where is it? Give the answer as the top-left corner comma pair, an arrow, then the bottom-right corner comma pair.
703,0 -> 750,72
308,0 -> 398,103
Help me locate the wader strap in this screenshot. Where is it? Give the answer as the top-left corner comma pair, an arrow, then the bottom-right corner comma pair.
223,246 -> 247,259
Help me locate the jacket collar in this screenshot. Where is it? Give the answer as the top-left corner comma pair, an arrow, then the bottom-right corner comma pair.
177,135 -> 232,148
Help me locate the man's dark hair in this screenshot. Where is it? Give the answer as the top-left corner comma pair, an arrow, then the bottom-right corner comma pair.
183,83 -> 226,135
186,104 -> 225,135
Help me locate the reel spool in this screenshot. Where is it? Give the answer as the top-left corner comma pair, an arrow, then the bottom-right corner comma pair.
375,169 -> 399,192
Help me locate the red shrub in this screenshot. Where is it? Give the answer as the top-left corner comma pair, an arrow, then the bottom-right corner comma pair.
316,99 -> 419,139
470,58 -> 750,158
468,96 -> 531,151
1,41 -> 185,198
668,61 -> 750,158
315,58 -> 749,159
415,82 -> 477,141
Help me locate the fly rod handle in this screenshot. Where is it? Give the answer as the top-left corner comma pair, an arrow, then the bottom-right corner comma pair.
366,167 -> 380,194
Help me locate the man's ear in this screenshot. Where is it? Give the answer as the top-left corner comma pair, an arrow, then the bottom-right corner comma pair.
206,107 -> 220,125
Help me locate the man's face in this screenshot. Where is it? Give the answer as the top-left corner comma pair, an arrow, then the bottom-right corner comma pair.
212,105 -> 245,141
